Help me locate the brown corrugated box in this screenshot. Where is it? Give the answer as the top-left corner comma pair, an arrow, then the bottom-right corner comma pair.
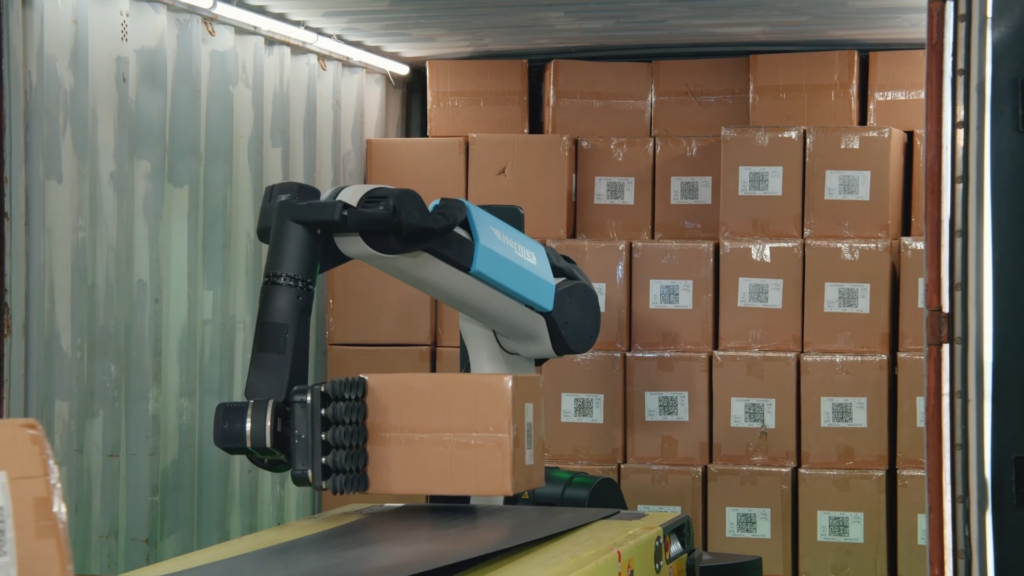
436,302 -> 461,348
328,346 -> 434,377
804,126 -> 907,239
652,58 -> 750,137
711,352 -> 799,467
620,464 -> 705,550
544,60 -> 653,138
426,60 -> 529,137
911,130 -> 925,237
897,469 -> 928,575
750,50 -> 861,126
803,239 -> 899,354
631,241 -> 715,351
718,239 -> 804,352
576,137 -> 654,240
547,462 -> 619,482
0,419 -> 74,576
800,353 -> 891,469
626,353 -> 710,465
323,492 -> 427,510
899,237 -> 925,351
547,240 -> 630,351
868,50 -> 927,131
707,464 -> 794,576
366,138 -> 468,200
468,134 -> 576,241
362,373 -> 544,496
435,347 -> 461,374
897,352 -> 926,470
798,469 -> 890,576
720,127 -> 806,239
654,136 -> 721,240
540,352 -> 625,464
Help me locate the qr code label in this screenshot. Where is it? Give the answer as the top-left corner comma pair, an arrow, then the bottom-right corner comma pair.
638,505 -> 682,514
561,393 -> 604,424
918,513 -> 928,546
0,471 -> 14,572
524,403 -> 535,465
730,398 -> 776,429
593,282 -> 607,313
738,166 -> 783,196
917,396 -> 926,428
817,511 -> 865,543
821,397 -> 868,428
726,507 -> 772,539
737,277 -> 784,309
649,280 -> 693,310
670,176 -> 712,205
594,177 -> 635,205
644,391 -> 689,422
824,282 -> 871,314
824,170 -> 872,201
918,277 -> 925,309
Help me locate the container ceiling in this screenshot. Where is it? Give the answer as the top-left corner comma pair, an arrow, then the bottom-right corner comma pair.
244,0 -> 928,62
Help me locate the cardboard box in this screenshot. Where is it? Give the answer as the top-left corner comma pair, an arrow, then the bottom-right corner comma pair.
436,302 -> 461,348
707,464 -> 794,576
435,347 -> 461,374
750,50 -> 860,126
547,240 -> 631,351
798,469 -> 890,576
328,346 -> 434,378
718,239 -> 804,352
803,239 -> 898,354
711,352 -> 799,467
362,373 -> 543,496
626,353 -> 710,465
366,137 -> 468,202
897,352 -> 926,470
468,134 -> 576,241
631,241 -> 716,351
426,60 -> 528,137
897,469 -> 928,575
620,464 -> 705,550
804,126 -> 907,240
540,352 -> 625,464
654,136 -> 721,240
720,127 -> 806,239
544,60 -> 653,138
800,353 -> 891,470
0,419 -> 74,576
322,492 -> 427,511
900,237 -> 925,351
911,130 -> 925,237
652,58 -> 750,137
868,50 -> 927,131
547,462 -> 619,482
576,137 -> 655,240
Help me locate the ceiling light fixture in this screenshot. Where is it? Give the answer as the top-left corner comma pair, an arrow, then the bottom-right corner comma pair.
212,3 -> 318,45
314,36 -> 410,76
178,0 -> 215,10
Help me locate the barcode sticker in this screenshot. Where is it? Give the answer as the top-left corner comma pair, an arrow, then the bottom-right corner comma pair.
670,176 -> 712,204
817,510 -> 865,543
738,277 -> 784,309
593,282 -> 607,313
738,166 -> 783,196
594,177 -> 635,205
821,397 -> 868,428
639,505 -> 682,514
649,280 -> 693,310
726,507 -> 772,539
825,170 -> 872,201
0,471 -> 16,575
525,403 -> 535,465
917,396 -> 926,428
824,282 -> 871,314
561,393 -> 604,424
730,398 -> 776,429
644,392 -> 689,422
918,514 -> 928,546
918,278 -> 925,309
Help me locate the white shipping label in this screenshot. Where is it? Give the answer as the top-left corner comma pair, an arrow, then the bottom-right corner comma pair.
561,393 -> 604,424
738,277 -> 784,309
594,177 -> 635,205
650,280 -> 693,310
593,282 -> 607,313
918,514 -> 928,546
670,176 -> 713,204
0,471 -> 16,576
645,392 -> 689,422
817,511 -> 865,544
524,403 -> 535,466
917,396 -> 926,428
730,398 -> 776,429
821,397 -> 868,428
726,507 -> 772,539
824,170 -> 872,201
824,282 -> 871,314
918,278 -> 925,309
639,505 -> 682,514
738,166 -> 783,196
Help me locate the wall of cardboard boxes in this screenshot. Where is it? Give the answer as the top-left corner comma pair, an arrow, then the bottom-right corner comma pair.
325,49 -> 928,576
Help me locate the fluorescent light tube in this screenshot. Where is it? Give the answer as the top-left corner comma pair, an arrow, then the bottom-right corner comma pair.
179,0 -> 215,9
213,3 -> 318,45
314,36 -> 410,76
